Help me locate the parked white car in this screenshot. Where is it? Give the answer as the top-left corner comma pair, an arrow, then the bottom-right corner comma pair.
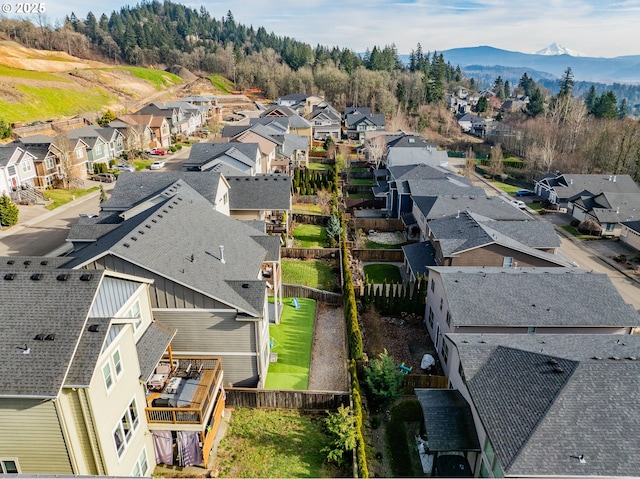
149,161 -> 165,170
510,199 -> 526,209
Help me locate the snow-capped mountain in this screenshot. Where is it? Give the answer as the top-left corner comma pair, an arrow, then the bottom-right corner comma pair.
535,42 -> 584,57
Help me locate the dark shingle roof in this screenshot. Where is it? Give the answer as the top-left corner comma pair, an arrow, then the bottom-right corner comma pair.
401,242 -> 436,278
100,171 -> 222,211
64,317 -> 112,387
0,269 -> 105,397
622,219 -> 640,233
0,256 -> 71,269
226,175 -> 292,211
407,179 -> 486,200
450,334 -> 640,476
414,195 -> 530,221
136,321 -> 176,382
431,267 -> 640,328
64,183 -> 271,316
184,142 -> 259,172
415,389 -> 481,452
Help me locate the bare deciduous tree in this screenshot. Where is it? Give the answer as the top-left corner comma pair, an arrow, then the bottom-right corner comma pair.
366,135 -> 388,169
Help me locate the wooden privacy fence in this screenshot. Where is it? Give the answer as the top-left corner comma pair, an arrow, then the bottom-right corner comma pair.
354,218 -> 405,232
402,374 -> 449,394
346,198 -> 385,210
282,284 -> 343,304
353,249 -> 405,262
292,213 -> 329,225
281,247 -> 339,259
225,388 -> 350,411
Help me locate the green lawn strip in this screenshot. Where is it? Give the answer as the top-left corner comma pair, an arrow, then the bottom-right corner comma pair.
365,240 -> 406,250
44,187 -> 99,210
307,162 -> 333,171
0,87 -> 116,124
293,204 -> 323,215
292,224 -> 328,247
112,66 -> 183,90
266,298 -> 316,390
528,202 -> 545,211
215,408 -> 332,478
350,167 -> 368,173
560,225 -> 599,240
348,193 -> 374,199
363,263 -> 403,283
350,178 -> 375,186
0,65 -> 72,82
281,259 -> 336,290
490,181 -> 520,195
133,159 -> 153,171
207,74 -> 234,94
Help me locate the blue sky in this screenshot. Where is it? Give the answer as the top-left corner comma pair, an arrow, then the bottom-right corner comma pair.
10,0 -> 640,58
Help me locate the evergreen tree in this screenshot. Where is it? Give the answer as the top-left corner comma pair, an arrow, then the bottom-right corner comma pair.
504,80 -> 511,99
0,194 -> 19,227
525,87 -> 545,117
558,67 -> 575,97
585,85 -> 597,113
593,91 -> 618,118
618,98 -> 628,119
493,76 -> 505,99
476,96 -> 488,113
0,119 -> 12,139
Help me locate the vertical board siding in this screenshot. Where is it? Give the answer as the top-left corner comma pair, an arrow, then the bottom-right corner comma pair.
62,390 -> 99,475
0,399 -> 72,474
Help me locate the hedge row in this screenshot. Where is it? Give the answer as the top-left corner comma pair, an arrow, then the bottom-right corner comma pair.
350,359 -> 369,478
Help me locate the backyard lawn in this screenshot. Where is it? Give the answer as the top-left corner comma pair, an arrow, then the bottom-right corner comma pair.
282,259 -> 337,291
365,240 -> 406,250
214,408 -> 339,478
307,162 -> 333,171
349,178 -> 375,186
292,224 -> 328,247
293,203 -> 324,215
266,298 -> 316,390
44,187 -> 99,210
364,263 -> 403,283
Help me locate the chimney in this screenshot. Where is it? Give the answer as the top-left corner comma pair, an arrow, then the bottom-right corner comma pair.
609,175 -> 613,181
219,245 -> 226,264
613,175 -> 617,182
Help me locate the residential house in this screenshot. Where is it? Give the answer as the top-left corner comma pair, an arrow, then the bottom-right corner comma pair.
410,195 -> 530,242
276,93 -> 310,108
108,120 -> 153,154
620,220 -> 640,251
117,115 -> 171,149
377,163 -> 484,219
259,105 -> 313,147
456,113 -> 488,136
447,94 -> 470,115
166,101 -> 206,135
67,126 -> 111,173
95,127 -> 126,160
225,124 -> 279,173
569,190 -> 640,237
425,267 -> 640,374
309,104 -> 341,140
226,174 -> 292,234
442,333 -> 640,477
534,172 -> 640,207
182,95 -> 220,122
385,135 -> 451,169
184,142 -> 262,176
344,110 -> 386,142
136,103 -> 191,136
18,134 -> 88,188
63,180 -> 282,386
0,145 -> 37,195
402,211 -> 566,281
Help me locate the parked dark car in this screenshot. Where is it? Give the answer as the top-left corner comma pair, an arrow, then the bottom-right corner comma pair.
91,173 -> 116,183
516,189 -> 535,196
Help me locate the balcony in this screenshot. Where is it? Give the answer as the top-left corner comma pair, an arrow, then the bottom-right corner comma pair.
145,356 -> 224,427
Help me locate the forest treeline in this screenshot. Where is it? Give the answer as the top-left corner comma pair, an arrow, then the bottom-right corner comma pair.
1,1 -> 639,180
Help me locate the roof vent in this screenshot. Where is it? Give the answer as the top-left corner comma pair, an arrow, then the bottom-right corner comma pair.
242,283 -> 250,288
40,260 -> 48,265
34,334 -> 46,341
131,236 -> 137,241
146,224 -> 152,228
626,356 -> 637,361
592,356 -> 602,360
45,334 -> 55,341
609,356 -> 620,360
157,214 -> 163,218
547,359 -> 559,366
151,219 -> 157,223
138,230 -> 145,235
6,259 -> 14,265
123,243 -> 130,248
4,273 -> 15,280
79,273 -> 93,281
551,365 -> 564,374
56,273 -> 69,281
30,273 -> 43,281
88,324 -> 100,333
219,245 -> 226,264
162,209 -> 169,213
23,260 -> 31,266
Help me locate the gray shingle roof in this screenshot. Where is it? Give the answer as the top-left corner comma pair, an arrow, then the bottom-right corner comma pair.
100,171 -> 222,211
226,174 -> 292,211
407,179 -> 486,200
622,219 -> 640,233
386,135 -> 436,149
64,183 -> 271,317
0,269 -> 105,397
0,145 -> 20,167
414,195 -> 530,221
386,147 -> 451,167
401,241 -> 436,278
184,142 -> 259,172
388,163 -> 456,182
136,321 -> 176,382
450,334 -> 640,476
0,256 -> 71,269
471,213 -> 561,249
414,389 -> 480,452
64,317 -> 112,387
431,267 -> 640,328
537,173 -> 640,201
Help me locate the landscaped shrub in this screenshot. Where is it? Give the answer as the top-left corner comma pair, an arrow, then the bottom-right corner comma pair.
0,194 -> 19,226
322,405 -> 357,466
364,349 -> 404,410
93,163 -> 108,174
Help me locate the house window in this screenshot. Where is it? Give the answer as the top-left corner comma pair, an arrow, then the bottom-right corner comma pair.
95,144 -> 102,155
21,161 -> 32,173
441,341 -> 449,364
0,459 -> 20,474
7,165 -> 16,176
128,301 -> 142,331
113,349 -> 123,378
113,398 -> 140,457
131,448 -> 149,476
430,280 -> 435,293
45,175 -> 54,187
223,192 -> 228,204
45,158 -> 55,170
428,307 -> 434,329
458,362 -> 466,383
439,297 -> 443,311
75,148 -> 84,159
446,311 -> 452,327
527,327 -> 536,334
606,223 -> 615,232
102,362 -> 113,391
503,257 -> 513,268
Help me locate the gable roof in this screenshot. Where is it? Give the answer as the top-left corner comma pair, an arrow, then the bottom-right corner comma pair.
573,191 -> 640,223
536,173 -> 640,201
100,170 -> 223,212
184,142 -> 259,172
450,334 -> 640,476
621,219 -> 640,233
386,135 -> 436,149
64,183 -> 271,316
401,241 -> 437,278
430,267 -> 640,328
414,195 -> 530,221
0,269 -> 105,398
386,147 -> 450,168
226,174 -> 292,211
406,179 -> 486,198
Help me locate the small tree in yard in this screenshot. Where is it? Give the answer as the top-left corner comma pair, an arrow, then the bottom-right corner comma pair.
0,194 -> 19,227
326,214 -> 342,247
322,405 -> 357,466
99,185 -> 108,203
364,349 -> 404,410
487,143 -> 504,178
